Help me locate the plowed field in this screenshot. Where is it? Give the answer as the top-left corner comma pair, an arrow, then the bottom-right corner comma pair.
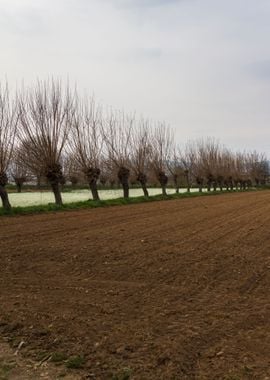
0,191 -> 270,379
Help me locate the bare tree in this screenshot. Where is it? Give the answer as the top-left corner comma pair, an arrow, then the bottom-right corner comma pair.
151,123 -> 173,196
218,149 -> 234,191
234,152 -> 248,190
102,110 -> 133,199
196,138 -> 221,192
68,97 -> 103,200
167,146 -> 183,194
0,83 -> 18,210
18,79 -> 74,205
99,159 -> 116,188
10,146 -> 30,192
130,118 -> 152,197
213,149 -> 226,191
62,153 -> 82,188
180,143 -> 195,193
246,151 -> 269,186
15,138 -> 45,189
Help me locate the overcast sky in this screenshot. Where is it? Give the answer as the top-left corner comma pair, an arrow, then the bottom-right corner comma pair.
0,0 -> 269,153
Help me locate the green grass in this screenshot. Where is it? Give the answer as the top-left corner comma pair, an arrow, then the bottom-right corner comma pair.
112,367 -> 132,380
65,355 -> 85,369
0,359 -> 16,380
50,352 -> 68,363
0,188 -> 266,217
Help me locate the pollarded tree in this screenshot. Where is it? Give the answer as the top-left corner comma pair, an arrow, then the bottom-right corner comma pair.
196,138 -> 221,192
68,97 -> 103,200
180,143 -> 197,193
130,118 -> 152,197
246,151 -> 269,186
62,153 -> 82,188
15,138 -> 45,189
18,79 -> 75,205
234,152 -> 248,190
182,141 -> 203,192
0,83 -> 18,210
10,146 -> 30,193
214,149 -> 228,191
167,147 -> 183,194
102,110 -> 133,199
151,123 -> 173,196
219,149 -> 235,191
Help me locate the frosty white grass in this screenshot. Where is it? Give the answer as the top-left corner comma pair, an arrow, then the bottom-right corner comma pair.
5,188 -> 200,207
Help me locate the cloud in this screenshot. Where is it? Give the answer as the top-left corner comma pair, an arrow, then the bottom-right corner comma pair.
0,0 -> 47,36
247,60 -> 270,80
110,0 -> 181,8
0,0 -> 269,153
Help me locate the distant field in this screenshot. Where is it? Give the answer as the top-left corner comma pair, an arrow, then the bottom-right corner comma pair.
4,187 -> 201,207
0,191 -> 270,379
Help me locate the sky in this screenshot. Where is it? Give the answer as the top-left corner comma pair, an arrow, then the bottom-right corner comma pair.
0,0 -> 270,153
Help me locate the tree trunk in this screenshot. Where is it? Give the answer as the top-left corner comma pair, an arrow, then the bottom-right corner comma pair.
46,163 -> 64,206
0,185 -> 11,211
196,176 -> 203,193
206,174 -> 213,192
140,181 -> 149,197
15,178 -> 26,193
51,182 -> 63,206
0,172 -> 11,211
196,177 -> 203,193
118,167 -> 130,199
173,174 -> 179,194
217,176 -> 223,192
37,175 -> 41,189
84,167 -> 101,201
89,181 -> 100,201
158,171 -> 168,196
184,170 -> 191,193
122,182 -> 129,198
16,183 -> 22,193
137,172 -> 149,197
142,184 -> 149,197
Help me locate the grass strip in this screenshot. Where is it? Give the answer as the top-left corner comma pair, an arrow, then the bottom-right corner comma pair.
0,188 -> 266,217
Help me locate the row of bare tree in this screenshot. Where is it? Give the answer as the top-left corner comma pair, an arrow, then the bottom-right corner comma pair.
0,80 -> 269,210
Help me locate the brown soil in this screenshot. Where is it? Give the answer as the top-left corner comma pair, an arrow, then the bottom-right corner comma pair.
0,340 -> 80,379
0,191 -> 270,380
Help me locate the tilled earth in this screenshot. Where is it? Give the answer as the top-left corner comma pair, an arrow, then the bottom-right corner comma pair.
0,191 -> 270,379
